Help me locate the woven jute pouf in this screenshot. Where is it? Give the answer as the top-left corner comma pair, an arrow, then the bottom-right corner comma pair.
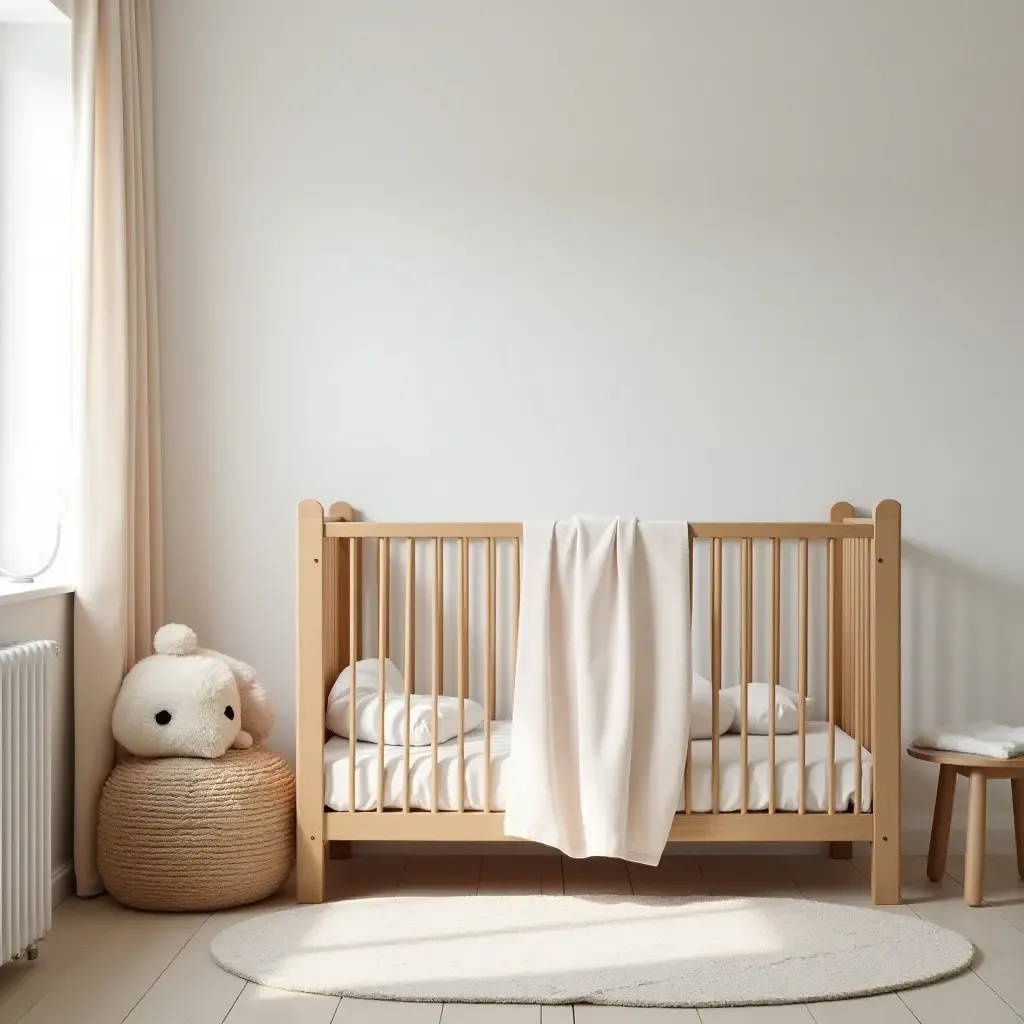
98,745 -> 295,912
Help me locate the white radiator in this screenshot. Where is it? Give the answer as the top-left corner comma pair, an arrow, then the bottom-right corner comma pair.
0,641 -> 55,964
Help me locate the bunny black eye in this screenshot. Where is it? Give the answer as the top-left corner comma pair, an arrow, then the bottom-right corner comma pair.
155,710 -> 172,726
224,706 -> 235,720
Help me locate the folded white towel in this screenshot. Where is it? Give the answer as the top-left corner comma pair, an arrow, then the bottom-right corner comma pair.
915,722 -> 1024,760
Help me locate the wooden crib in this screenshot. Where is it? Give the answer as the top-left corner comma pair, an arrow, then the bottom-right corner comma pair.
296,499 -> 902,905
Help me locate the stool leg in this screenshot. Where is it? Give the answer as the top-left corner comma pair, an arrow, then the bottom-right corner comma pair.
965,771 -> 987,907
830,842 -> 853,860
1012,778 -> 1024,880
927,765 -> 956,882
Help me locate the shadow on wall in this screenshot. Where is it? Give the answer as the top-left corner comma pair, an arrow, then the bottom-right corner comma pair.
903,542 -> 1024,828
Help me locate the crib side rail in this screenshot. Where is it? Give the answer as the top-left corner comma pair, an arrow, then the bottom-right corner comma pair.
324,522 -> 873,539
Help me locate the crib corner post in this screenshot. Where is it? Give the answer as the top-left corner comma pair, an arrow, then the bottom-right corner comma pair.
297,499 -> 327,904
328,501 -> 355,523
871,499 -> 902,904
829,501 -> 855,522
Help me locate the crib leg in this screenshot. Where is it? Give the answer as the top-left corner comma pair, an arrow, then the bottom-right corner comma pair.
871,836 -> 901,905
829,842 -> 853,860
296,837 -> 325,904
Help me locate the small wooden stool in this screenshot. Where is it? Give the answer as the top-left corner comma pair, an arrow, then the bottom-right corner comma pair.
908,744 -> 1024,906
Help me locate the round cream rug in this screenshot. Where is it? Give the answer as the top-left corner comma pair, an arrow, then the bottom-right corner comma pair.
210,896 -> 973,1008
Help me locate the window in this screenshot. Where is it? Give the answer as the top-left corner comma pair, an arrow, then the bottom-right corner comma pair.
0,0 -> 71,584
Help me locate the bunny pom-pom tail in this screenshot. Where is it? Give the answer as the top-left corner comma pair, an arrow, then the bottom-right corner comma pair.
153,623 -> 198,656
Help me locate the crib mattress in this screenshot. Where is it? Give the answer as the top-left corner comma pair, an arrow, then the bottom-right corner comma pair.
323,721 -> 873,814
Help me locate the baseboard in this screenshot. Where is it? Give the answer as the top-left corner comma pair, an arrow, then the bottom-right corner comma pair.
51,862 -> 74,907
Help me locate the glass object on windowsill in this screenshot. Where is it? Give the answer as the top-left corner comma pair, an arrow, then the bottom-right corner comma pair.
0,520 -> 62,583
0,488 -> 65,583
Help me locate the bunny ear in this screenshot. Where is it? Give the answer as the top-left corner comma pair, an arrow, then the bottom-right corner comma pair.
153,623 -> 198,656
194,645 -> 277,744
236,676 -> 275,744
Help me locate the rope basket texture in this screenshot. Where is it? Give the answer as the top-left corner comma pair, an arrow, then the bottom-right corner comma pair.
98,745 -> 295,911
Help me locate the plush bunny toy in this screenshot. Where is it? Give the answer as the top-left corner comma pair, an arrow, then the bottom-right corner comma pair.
112,624 -> 275,759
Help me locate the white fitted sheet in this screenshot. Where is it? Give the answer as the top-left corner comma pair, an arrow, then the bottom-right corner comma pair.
323,721 -> 873,814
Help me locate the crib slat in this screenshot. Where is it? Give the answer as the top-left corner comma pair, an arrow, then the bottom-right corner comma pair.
740,538 -> 751,814
827,538 -> 836,815
742,539 -> 753,684
485,537 -> 495,812
458,537 -> 468,813
711,538 -> 722,814
854,538 -> 863,813
769,537 -> 780,814
867,536 -> 876,811
348,538 -> 358,814
377,539 -> 389,813
488,537 -> 497,720
845,538 -> 854,762
685,534 -> 694,814
842,540 -> 849,742
513,536 -> 521,688
403,538 -> 415,813
864,544 -> 872,782
864,537 -> 873,754
863,539 -> 869,755
432,537 -> 442,813
866,538 -> 872,788
798,538 -> 808,815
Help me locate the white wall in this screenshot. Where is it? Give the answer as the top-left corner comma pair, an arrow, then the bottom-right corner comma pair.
0,22 -> 71,569
152,0 -> 1024,847
0,1 -> 66,21
0,594 -> 74,902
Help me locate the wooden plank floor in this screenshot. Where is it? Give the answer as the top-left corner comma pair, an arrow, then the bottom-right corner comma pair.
1,854 -> 1022,1023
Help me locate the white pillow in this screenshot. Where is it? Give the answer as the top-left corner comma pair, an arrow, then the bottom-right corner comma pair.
693,674 -> 714,700
719,682 -> 814,735
690,694 -> 735,739
332,657 -> 406,696
325,658 -> 486,746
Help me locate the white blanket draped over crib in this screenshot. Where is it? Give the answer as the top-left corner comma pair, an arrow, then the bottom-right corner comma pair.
504,518 -> 690,865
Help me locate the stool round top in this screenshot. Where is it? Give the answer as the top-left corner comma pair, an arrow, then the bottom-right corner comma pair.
907,744 -> 1024,771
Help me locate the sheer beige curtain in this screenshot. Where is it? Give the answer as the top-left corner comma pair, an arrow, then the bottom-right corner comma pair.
72,0 -> 163,897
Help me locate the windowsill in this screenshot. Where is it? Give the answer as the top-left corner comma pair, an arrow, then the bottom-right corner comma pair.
0,580 -> 75,607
